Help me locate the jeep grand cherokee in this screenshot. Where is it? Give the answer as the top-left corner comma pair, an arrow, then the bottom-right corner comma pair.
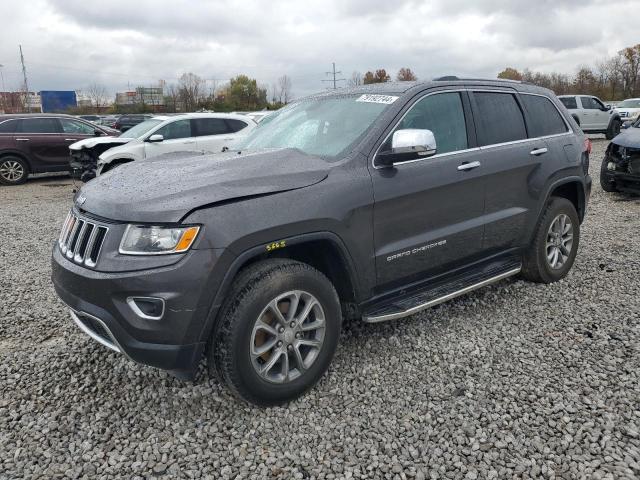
52,78 -> 591,405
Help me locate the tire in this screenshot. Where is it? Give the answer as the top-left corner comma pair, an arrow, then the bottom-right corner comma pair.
0,156 -> 29,185
521,197 -> 580,284
605,118 -> 621,140
600,156 -> 618,193
210,259 -> 342,406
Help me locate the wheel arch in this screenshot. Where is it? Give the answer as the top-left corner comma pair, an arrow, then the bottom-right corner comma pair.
201,232 -> 362,345
543,178 -> 586,223
0,150 -> 32,172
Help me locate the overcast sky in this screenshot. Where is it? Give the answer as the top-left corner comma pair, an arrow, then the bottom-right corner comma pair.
1,0 -> 639,99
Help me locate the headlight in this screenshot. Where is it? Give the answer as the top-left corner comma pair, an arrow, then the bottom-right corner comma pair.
119,225 -> 200,255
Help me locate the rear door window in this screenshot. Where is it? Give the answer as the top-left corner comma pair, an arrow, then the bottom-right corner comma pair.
193,118 -> 231,136
19,118 -> 62,134
521,94 -> 568,137
473,92 -> 527,145
559,97 -> 577,109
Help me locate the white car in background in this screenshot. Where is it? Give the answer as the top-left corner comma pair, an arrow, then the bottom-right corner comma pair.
95,113 -> 256,175
615,98 -> 640,123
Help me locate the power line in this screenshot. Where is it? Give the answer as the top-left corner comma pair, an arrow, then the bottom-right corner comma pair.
322,62 -> 345,89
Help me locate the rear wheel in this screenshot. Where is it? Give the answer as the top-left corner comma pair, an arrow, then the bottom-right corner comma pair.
606,119 -> 621,140
0,156 -> 29,185
521,197 -> 580,283
600,156 -> 618,192
210,259 -> 342,406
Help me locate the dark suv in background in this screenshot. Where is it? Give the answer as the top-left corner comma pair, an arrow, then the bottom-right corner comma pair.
113,114 -> 153,132
52,79 -> 591,405
0,114 -> 117,185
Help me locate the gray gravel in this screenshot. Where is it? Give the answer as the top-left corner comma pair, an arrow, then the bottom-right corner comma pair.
1,139 -> 640,479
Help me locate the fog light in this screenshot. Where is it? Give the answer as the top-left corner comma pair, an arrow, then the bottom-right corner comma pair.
127,297 -> 165,320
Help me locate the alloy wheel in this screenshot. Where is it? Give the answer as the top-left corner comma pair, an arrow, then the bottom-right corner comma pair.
250,290 -> 326,384
0,160 -> 25,183
546,213 -> 574,270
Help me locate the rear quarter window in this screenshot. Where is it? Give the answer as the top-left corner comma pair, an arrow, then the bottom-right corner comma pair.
473,92 -> 527,145
521,94 -> 569,137
0,120 -> 17,133
226,119 -> 249,133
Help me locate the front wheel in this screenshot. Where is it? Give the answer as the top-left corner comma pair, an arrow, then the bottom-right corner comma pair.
521,197 -> 580,283
210,259 -> 342,406
606,119 -> 621,140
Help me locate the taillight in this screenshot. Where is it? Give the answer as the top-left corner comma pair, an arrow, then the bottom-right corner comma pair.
583,138 -> 592,155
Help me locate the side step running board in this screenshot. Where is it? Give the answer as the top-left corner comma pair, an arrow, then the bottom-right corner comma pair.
363,265 -> 521,323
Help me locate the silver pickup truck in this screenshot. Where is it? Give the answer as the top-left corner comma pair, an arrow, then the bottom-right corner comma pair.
558,95 -> 622,139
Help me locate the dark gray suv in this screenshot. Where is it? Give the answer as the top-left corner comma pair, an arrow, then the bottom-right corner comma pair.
52,78 -> 592,405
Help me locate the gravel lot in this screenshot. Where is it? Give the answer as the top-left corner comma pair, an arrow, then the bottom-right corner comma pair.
1,139 -> 639,480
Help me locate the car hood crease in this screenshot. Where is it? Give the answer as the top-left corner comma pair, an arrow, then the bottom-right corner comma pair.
78,148 -> 329,223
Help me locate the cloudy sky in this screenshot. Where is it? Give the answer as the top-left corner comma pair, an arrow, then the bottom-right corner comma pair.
1,0 -> 639,99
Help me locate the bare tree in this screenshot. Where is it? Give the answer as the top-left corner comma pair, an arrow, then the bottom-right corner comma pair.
87,82 -> 108,112
178,73 -> 204,111
348,71 -> 362,87
166,83 -> 180,112
278,75 -> 292,104
396,67 -> 417,81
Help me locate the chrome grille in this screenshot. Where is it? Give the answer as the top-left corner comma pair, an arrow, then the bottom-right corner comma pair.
58,211 -> 108,267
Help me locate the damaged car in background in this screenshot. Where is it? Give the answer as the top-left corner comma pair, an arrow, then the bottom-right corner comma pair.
601,116 -> 640,194
69,113 -> 256,181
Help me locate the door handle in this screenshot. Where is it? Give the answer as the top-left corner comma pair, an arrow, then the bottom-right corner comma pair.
457,161 -> 481,171
530,147 -> 548,156
183,141 -> 196,144
64,138 -> 77,141
16,138 -> 30,141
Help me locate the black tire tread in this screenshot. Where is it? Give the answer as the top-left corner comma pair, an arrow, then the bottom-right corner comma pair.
599,156 -> 618,192
521,197 -> 579,284
210,259 -> 339,405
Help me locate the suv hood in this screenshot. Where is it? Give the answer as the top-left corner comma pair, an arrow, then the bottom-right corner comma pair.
612,127 -> 640,148
69,136 -> 132,151
77,148 -> 329,223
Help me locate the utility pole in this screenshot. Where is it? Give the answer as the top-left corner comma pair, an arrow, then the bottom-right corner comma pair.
322,62 -> 345,89
0,64 -> 5,113
19,45 -> 30,112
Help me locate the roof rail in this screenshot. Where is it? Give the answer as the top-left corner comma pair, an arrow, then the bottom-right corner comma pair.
433,76 -> 460,81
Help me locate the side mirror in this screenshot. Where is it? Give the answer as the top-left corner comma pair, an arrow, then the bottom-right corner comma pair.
147,134 -> 164,143
605,105 -> 612,111
376,129 -> 437,167
94,129 -> 104,136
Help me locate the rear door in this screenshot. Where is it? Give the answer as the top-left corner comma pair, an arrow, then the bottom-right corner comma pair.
469,90 -> 554,253
192,117 -> 236,153
15,117 -> 68,171
370,90 -> 486,288
144,118 -> 195,158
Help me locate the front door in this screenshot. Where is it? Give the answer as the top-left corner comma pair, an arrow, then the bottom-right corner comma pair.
144,118 -> 196,159
370,91 -> 486,288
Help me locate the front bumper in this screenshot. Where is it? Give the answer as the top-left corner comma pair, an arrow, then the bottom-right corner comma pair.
602,169 -> 640,193
52,245 -> 226,378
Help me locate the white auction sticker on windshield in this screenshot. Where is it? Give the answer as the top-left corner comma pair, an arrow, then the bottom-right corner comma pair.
356,94 -> 399,104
